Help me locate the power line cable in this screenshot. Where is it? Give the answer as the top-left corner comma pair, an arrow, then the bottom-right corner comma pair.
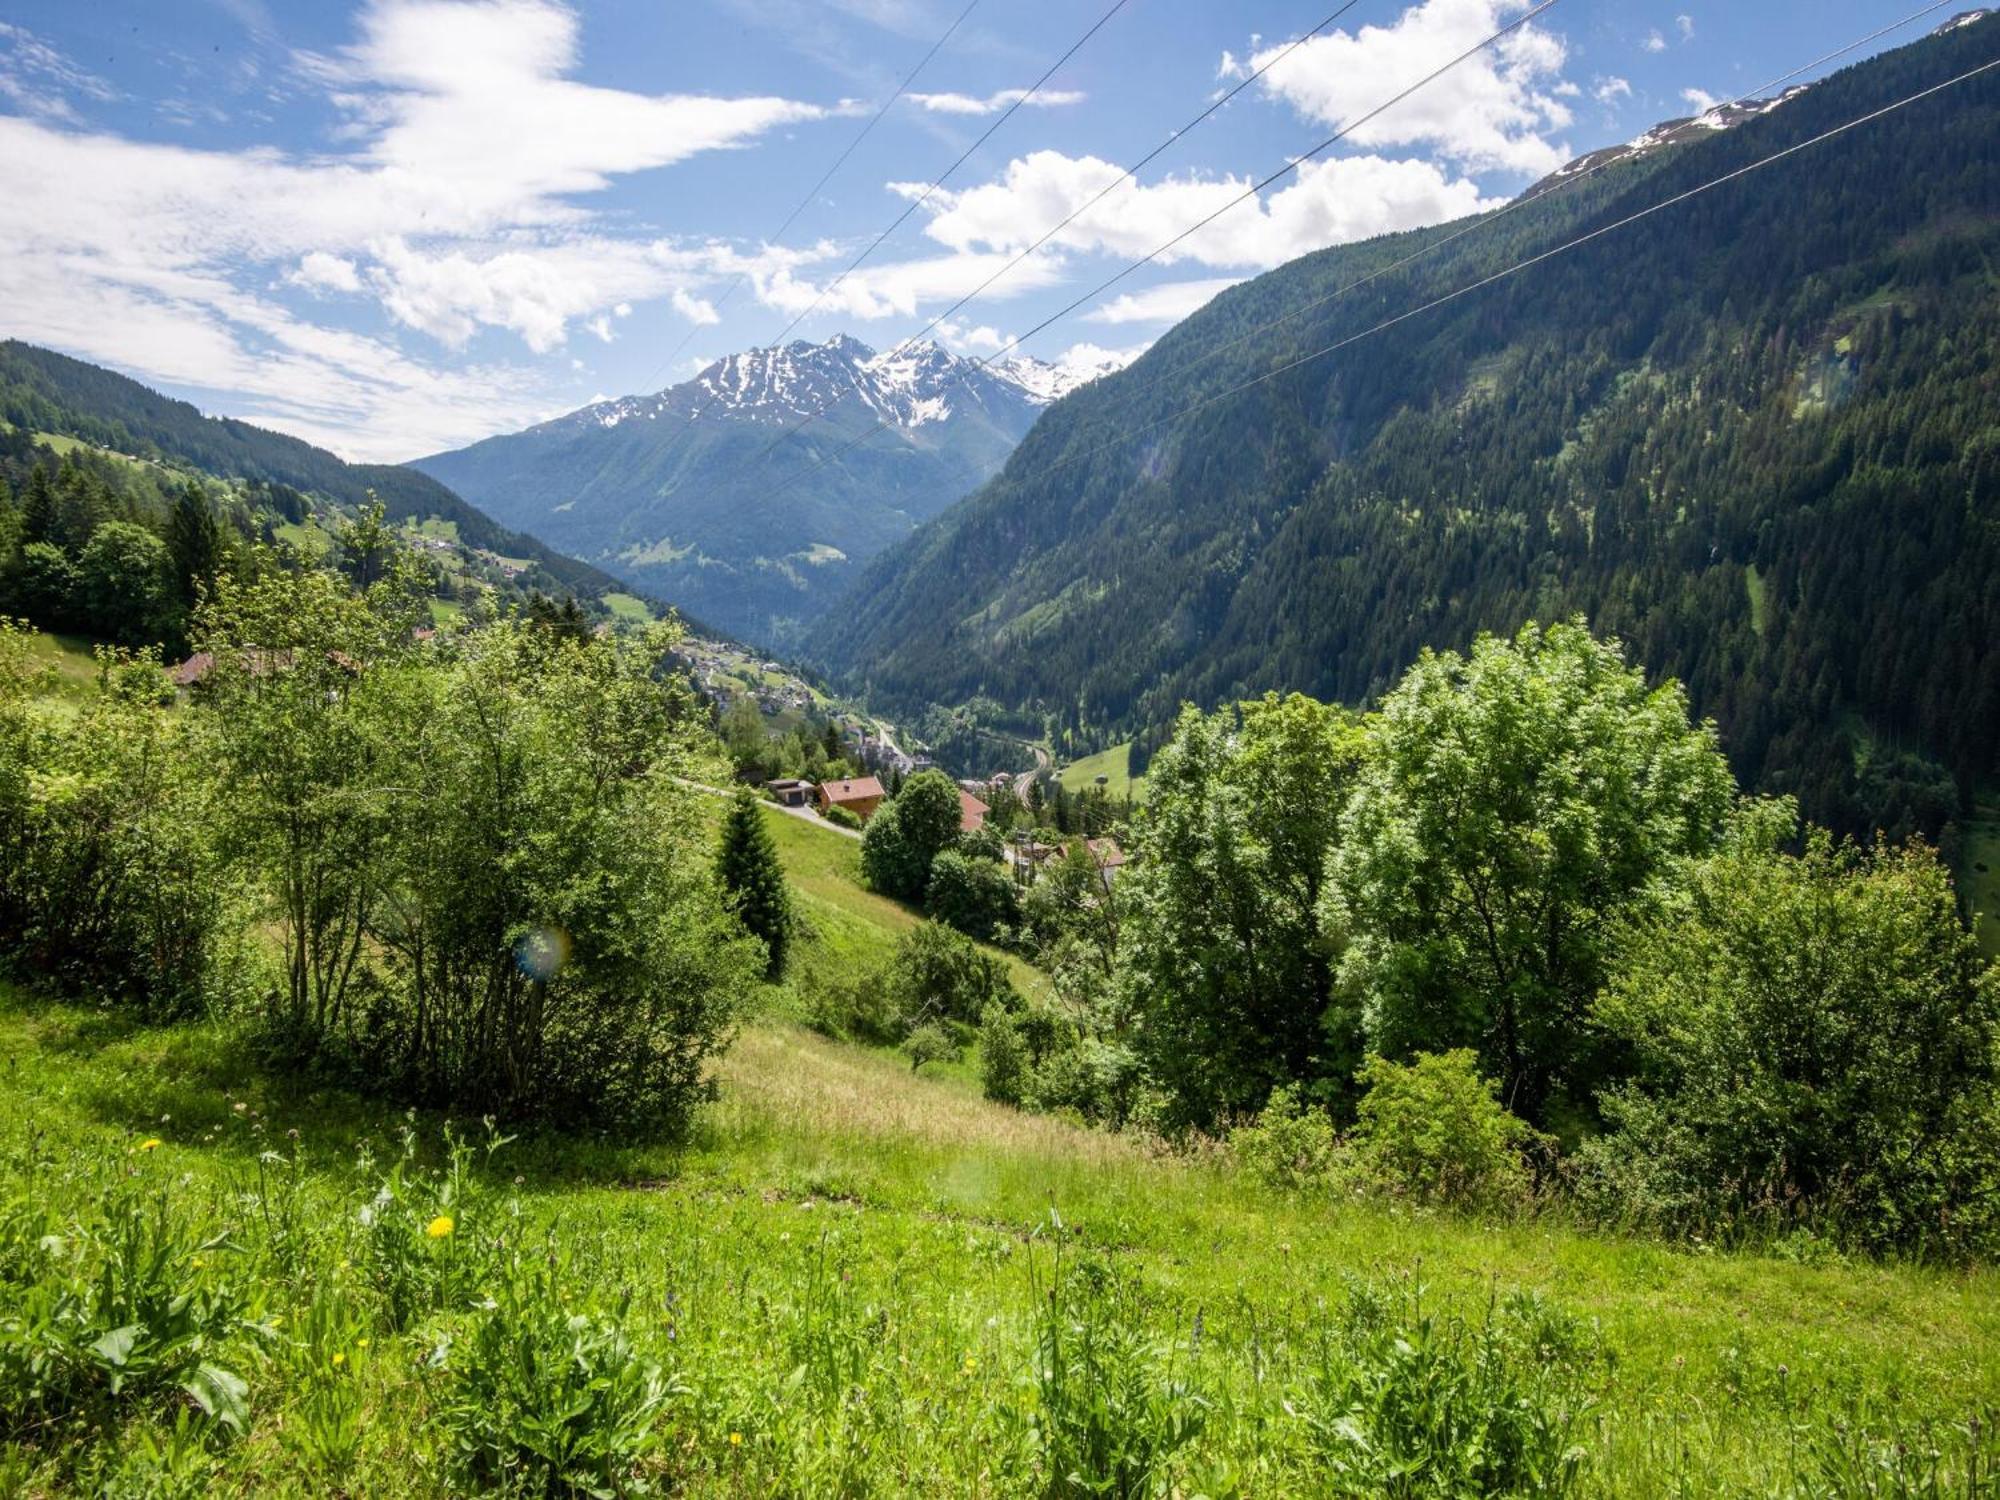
754,0 -> 1135,356
762,41 -> 1998,508
1076,0 -> 1963,428
632,0 -> 979,397
751,0 -> 1372,456
753,0 -> 1563,486
994,51 -> 2000,493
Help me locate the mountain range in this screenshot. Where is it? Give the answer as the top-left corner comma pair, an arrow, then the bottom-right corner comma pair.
412,336 -> 1129,643
819,13 -> 2000,848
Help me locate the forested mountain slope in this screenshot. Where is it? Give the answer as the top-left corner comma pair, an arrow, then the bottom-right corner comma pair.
413,337 -> 1120,645
0,341 -> 628,604
824,17 -> 2000,843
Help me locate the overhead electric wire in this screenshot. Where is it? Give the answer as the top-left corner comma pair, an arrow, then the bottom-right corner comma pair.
1073,0 -> 1964,427
748,0 -> 1372,459
751,0 -> 1564,488
754,0 -> 1135,356
632,0 -> 979,397
979,51 -> 2000,494
756,35 -> 1998,509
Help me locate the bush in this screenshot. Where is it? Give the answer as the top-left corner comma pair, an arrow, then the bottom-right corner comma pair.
886,921 -> 1014,1028
798,966 -> 900,1046
1030,1249 -> 1205,1499
1583,832 -> 2000,1255
433,1253 -> 675,1497
902,1020 -> 959,1074
823,804 -> 862,831
979,1004 -> 1028,1105
1349,1051 -> 1536,1214
1301,1282 -> 1599,1498
0,635 -> 236,1017
927,849 -> 1019,942
1230,1085 -> 1339,1191
859,770 -> 962,900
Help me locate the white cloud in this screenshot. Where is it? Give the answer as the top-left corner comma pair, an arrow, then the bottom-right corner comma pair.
0,21 -> 118,123
1227,0 -> 1576,177
1593,76 -> 1633,106
906,87 -> 1086,116
289,251 -> 365,294
1681,87 -> 1722,114
1676,14 -> 1695,41
1085,277 -> 1244,325
908,149 -> 1497,271
1643,30 -> 1667,53
0,0 -> 837,457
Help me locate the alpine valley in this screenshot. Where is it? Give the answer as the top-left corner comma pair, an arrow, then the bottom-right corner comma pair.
412,336 -> 1129,643
822,14 -> 2000,852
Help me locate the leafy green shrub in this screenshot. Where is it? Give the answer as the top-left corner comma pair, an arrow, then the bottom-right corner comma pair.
1584,832 -> 2000,1256
1349,1051 -> 1536,1214
926,849 -> 1019,943
1300,1283 -> 1599,1498
432,1252 -> 676,1497
858,771 -> 963,900
1030,1249 -> 1205,1499
822,804 -> 862,831
902,1021 -> 959,1074
980,1003 -> 1029,1105
1230,1084 -> 1338,1191
797,966 -> 899,1046
0,634 -> 236,1018
0,1180 -> 250,1437
886,921 -> 1014,1028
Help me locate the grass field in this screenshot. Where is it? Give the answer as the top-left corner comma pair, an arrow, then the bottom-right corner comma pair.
602,591 -> 655,624
1,966 -> 1996,1494
2,769 -> 1996,1493
1059,740 -> 1143,801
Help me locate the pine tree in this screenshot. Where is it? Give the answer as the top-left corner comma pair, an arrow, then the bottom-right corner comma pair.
717,786 -> 791,980
166,481 -> 224,609
20,465 -> 56,547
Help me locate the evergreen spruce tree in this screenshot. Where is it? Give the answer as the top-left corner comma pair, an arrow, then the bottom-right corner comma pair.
20,465 -> 56,547
166,481 -> 225,610
717,785 -> 791,979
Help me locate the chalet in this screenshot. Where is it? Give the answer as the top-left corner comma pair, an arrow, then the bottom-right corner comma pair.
1084,837 -> 1131,890
766,778 -> 813,808
959,788 -> 989,834
817,776 -> 886,822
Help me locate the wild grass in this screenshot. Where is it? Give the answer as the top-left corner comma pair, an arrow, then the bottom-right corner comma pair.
0,987 -> 1995,1495
1059,741 -> 1144,802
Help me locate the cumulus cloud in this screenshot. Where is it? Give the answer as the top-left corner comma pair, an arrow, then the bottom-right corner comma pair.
1085,277 -> 1244,325
1593,76 -> 1633,105
1643,30 -> 1667,53
1681,87 -> 1722,114
907,149 -> 1497,271
906,87 -> 1086,115
1225,0 -> 1576,177
1676,14 -> 1696,41
289,252 -> 365,295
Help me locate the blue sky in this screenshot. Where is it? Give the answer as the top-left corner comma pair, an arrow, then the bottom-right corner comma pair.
0,0 -> 1963,459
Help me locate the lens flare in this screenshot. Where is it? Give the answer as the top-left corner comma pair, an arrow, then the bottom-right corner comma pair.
515,926 -> 570,982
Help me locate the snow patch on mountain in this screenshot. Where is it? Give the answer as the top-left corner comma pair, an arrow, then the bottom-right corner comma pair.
1523,85 -> 1811,201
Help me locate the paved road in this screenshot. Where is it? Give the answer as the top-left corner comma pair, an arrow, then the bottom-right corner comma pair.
680,778 -> 863,841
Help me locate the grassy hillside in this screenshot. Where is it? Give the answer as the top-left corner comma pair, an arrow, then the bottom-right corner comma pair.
3,971 -> 1997,1495
1058,741 -> 1144,802
0,340 -> 633,607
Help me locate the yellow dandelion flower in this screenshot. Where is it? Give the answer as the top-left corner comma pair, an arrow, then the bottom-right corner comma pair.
729,1432 -> 743,1447
137,1138 -> 162,1151
425,1214 -> 455,1239
355,1338 -> 370,1349
332,1352 -> 346,1366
